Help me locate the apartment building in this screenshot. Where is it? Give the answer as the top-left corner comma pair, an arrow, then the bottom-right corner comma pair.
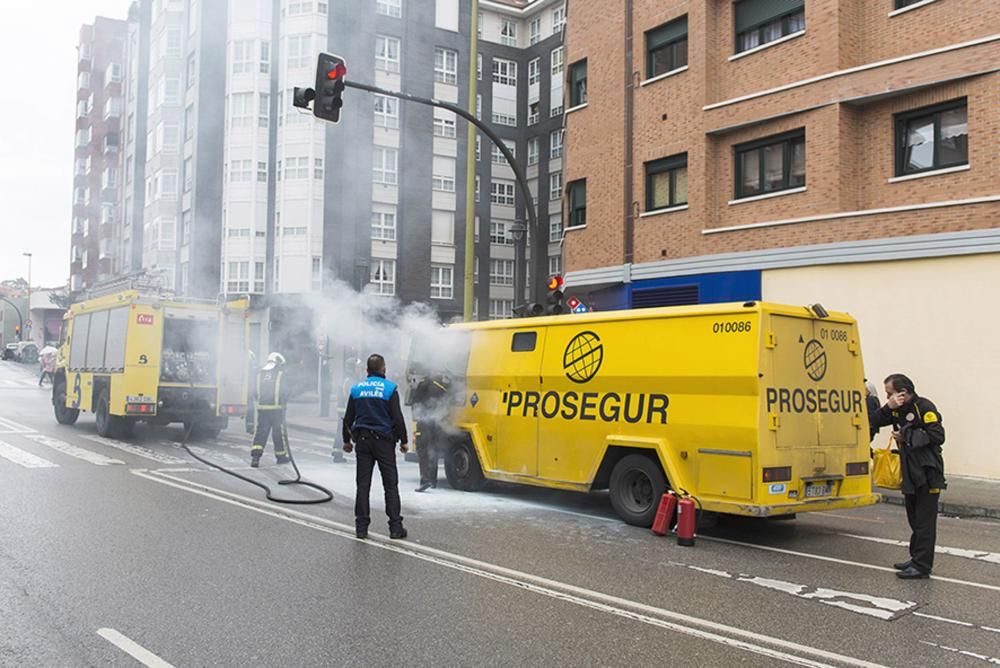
323,0 -> 567,321
561,0 -> 1000,477
71,17 -> 126,295
118,0 -> 227,299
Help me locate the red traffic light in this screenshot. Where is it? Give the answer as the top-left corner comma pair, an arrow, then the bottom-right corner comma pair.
326,62 -> 347,80
546,275 -> 564,291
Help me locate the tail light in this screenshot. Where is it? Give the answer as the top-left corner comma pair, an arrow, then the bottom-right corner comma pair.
846,462 -> 869,476
763,466 -> 792,483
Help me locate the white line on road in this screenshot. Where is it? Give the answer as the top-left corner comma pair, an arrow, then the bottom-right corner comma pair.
80,435 -> 187,465
20,434 -> 125,466
0,440 -> 59,468
913,612 -> 1000,635
97,628 -> 175,668
0,416 -> 37,434
920,641 -> 1000,665
701,535 -> 1000,593
134,468 -> 890,668
841,533 -> 1000,565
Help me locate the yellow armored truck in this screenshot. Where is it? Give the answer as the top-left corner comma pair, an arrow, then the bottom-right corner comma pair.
438,301 -> 878,526
52,288 -> 250,439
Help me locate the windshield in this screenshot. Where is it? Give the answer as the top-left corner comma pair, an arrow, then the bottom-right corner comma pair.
160,317 -> 218,384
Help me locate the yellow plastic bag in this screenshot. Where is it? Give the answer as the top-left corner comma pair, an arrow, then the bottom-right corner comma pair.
873,443 -> 902,490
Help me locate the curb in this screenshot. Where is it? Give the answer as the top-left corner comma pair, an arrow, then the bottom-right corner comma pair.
876,489 -> 1000,520
287,421 -> 336,438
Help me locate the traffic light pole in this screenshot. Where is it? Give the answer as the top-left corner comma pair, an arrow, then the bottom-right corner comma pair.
0,297 -> 24,342
341,79 -> 539,299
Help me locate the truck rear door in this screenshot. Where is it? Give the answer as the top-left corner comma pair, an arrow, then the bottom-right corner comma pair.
216,300 -> 249,417
496,328 -> 546,477
766,313 -> 820,449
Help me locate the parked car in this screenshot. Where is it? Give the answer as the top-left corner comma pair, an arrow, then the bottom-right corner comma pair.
14,341 -> 38,364
1,343 -> 16,361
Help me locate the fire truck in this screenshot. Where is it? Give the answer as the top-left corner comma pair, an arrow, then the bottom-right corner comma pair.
52,278 -> 250,439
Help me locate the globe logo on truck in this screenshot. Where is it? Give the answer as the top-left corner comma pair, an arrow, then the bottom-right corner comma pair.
803,339 -> 827,381
564,331 -> 603,384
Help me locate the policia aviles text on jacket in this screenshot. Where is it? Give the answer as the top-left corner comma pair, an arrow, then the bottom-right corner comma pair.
871,376 -> 945,579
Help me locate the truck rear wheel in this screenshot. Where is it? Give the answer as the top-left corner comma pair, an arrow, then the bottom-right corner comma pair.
95,390 -> 128,439
52,378 -> 80,426
609,453 -> 667,527
444,439 -> 486,491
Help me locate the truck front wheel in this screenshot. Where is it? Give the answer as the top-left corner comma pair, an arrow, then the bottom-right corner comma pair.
444,439 -> 486,491
609,453 -> 668,527
52,378 -> 80,426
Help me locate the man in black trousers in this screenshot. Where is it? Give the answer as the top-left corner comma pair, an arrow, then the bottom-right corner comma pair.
870,373 -> 946,579
342,354 -> 409,540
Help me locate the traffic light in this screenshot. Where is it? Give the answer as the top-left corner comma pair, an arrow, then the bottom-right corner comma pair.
546,275 -> 565,315
314,53 -> 347,123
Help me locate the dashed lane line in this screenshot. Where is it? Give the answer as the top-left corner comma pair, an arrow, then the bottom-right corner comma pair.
20,433 -> 125,466
841,533 -> 1000,565
133,468 -> 890,668
80,435 -> 188,465
0,440 -> 59,468
97,628 -> 175,668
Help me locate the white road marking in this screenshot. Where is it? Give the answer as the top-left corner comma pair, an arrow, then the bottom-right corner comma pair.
0,416 -> 37,434
814,512 -> 886,525
0,440 -> 59,468
685,566 -> 916,621
134,468 -> 890,668
701,535 -> 1000,593
80,435 -> 187,465
20,434 -> 125,466
841,533 -> 1000,565
921,641 -> 1000,665
913,612 -> 974,627
97,628 -> 175,668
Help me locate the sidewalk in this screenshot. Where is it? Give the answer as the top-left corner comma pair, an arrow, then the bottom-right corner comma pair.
284,399 -> 340,439
876,476 -> 1000,520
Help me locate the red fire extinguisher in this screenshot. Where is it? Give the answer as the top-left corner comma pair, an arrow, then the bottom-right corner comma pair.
650,492 -> 677,536
676,493 -> 697,547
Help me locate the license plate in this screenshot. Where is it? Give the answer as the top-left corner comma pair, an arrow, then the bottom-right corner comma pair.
805,483 -> 832,498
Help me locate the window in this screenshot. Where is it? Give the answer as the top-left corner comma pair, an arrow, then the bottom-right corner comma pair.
159,76 -> 180,105
527,137 -> 539,165
477,53 -> 482,80
895,99 -> 968,176
476,94 -> 482,120
312,256 -> 322,290
376,35 -> 401,73
528,101 -> 540,126
187,52 -> 197,87
500,19 -> 517,47
157,122 -> 179,152
489,299 -> 514,320
492,58 -> 517,86
735,130 -> 805,199
370,259 -> 396,295
432,156 -> 456,192
159,170 -> 178,197
257,161 -> 267,183
286,34 -> 312,69
549,214 -> 564,241
75,158 -> 88,176
105,62 -> 123,84
284,156 -> 309,179
232,39 -> 253,73
376,0 -> 401,17
490,220 -> 511,245
549,172 -> 563,200
374,94 -> 399,129
490,259 -> 515,286
433,112 -> 457,138
734,0 -> 805,54
528,57 -> 541,85
229,160 -> 252,182
646,154 -> 688,211
492,110 -> 517,127
491,180 -> 516,205
646,16 -> 688,78
286,1 -> 316,16
373,147 -> 398,184
184,157 -> 194,191
552,5 -> 566,33
512,331 -> 537,351
227,261 -> 250,293
569,59 -> 587,107
185,104 -> 195,139
551,46 -> 564,76
372,207 -> 397,240
254,262 -> 265,293
529,18 -> 541,44
314,158 -> 324,179
230,92 -> 253,128
164,27 -> 182,58
567,179 -> 587,228
475,135 -> 482,161
434,47 -> 458,85
491,140 -> 515,165
258,93 -> 270,127
548,254 -> 562,276
430,265 -> 454,299
78,71 -> 91,89
260,41 -> 270,74
283,226 -> 307,236
475,175 -> 480,201
550,129 -> 564,159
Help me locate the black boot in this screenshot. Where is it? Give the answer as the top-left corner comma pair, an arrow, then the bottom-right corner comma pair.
250,455 -> 260,468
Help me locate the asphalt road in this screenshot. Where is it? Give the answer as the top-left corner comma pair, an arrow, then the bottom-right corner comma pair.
1,360 -> 999,667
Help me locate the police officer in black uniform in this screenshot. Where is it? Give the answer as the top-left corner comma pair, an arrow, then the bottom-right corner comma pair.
412,374 -> 450,492
250,352 -> 291,468
870,373 -> 946,579
342,354 -> 409,540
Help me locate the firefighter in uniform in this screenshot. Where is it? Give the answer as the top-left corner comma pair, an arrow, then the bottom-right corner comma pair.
870,373 -> 946,579
250,352 -> 291,468
342,354 -> 408,540
412,374 -> 450,492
